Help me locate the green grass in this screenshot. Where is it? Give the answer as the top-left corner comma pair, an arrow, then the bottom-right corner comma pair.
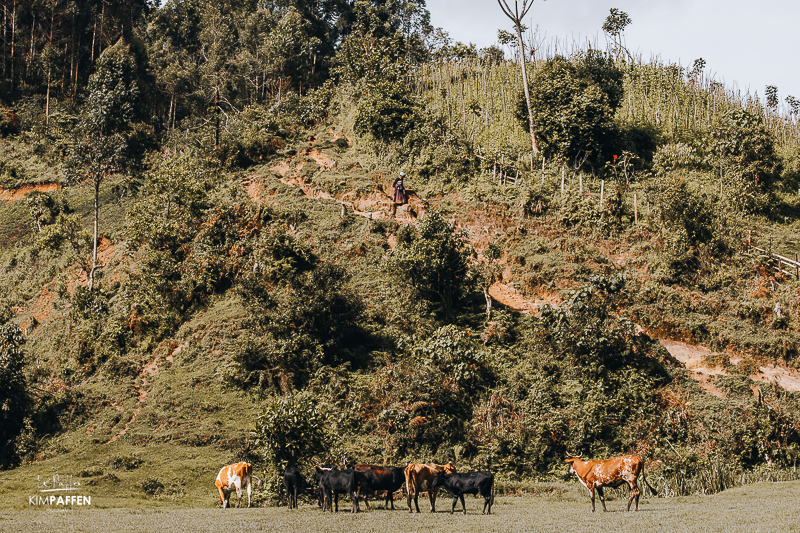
0,481 -> 798,532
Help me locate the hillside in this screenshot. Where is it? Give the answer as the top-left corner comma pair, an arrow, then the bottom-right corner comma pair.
2,0 -> 800,509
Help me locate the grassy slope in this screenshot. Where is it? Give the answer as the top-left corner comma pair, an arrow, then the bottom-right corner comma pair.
1,120 -> 800,509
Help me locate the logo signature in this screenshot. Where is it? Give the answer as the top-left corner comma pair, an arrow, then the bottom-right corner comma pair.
29,474 -> 92,506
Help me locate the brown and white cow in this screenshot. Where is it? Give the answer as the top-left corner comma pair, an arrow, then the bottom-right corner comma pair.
215,462 -> 253,508
565,454 -> 656,512
404,461 -> 456,513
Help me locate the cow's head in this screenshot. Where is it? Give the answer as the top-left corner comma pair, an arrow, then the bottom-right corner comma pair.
564,453 -> 584,476
443,461 -> 456,474
431,471 -> 447,489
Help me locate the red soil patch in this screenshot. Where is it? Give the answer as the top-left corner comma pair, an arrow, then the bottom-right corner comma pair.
0,182 -> 61,202
488,282 -> 561,315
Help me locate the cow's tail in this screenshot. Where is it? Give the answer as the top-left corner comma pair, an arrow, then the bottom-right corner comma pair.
641,469 -> 657,497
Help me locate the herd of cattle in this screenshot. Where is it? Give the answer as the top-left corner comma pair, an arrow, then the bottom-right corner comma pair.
214,454 -> 657,514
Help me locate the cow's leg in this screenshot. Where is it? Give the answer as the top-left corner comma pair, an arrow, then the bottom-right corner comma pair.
334,492 -> 340,513
429,488 -> 436,513
450,495 -> 457,514
414,491 -> 421,513
246,480 -> 252,508
217,486 -> 227,508
483,492 -> 491,515
589,486 -> 596,512
596,486 -> 607,512
628,482 -> 641,511
460,494 -> 467,515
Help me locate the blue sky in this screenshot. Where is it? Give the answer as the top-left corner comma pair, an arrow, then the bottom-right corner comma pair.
427,0 -> 800,110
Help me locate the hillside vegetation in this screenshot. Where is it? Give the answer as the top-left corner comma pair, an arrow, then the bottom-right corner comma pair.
1,1 -> 800,506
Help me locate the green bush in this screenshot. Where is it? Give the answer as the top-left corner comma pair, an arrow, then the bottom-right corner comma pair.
251,392 -> 328,469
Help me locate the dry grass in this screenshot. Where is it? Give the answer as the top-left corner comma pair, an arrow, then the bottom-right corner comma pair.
0,481 -> 798,532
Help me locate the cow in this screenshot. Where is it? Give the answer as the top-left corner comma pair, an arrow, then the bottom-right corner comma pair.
215,462 -> 253,509
565,454 -> 657,512
316,466 -> 359,513
431,471 -> 495,515
282,466 -> 307,509
353,465 -> 406,510
313,464 -> 336,508
404,461 -> 456,513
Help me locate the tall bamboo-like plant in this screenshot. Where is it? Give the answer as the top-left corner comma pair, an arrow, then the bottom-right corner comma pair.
497,0 -> 539,154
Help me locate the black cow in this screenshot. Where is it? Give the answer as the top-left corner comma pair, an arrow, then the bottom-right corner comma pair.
282,466 -> 307,509
316,466 -> 359,513
431,471 -> 495,515
353,465 -> 405,510
313,464 -> 335,508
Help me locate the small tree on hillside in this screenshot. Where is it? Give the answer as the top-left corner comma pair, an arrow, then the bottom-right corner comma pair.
602,8 -> 632,61
497,0 -> 539,154
0,323 -> 30,469
251,392 -> 328,470
65,39 -> 148,290
386,211 -> 472,321
517,52 -> 623,170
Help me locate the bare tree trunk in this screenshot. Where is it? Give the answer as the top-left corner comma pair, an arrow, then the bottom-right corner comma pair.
10,0 -> 16,90
514,20 -> 537,153
2,4 -> 6,79
214,86 -> 220,151
27,8 -> 35,82
89,178 -> 100,291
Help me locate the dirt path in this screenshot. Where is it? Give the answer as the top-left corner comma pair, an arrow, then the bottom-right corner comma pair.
246,142 -> 423,224
0,182 -> 61,202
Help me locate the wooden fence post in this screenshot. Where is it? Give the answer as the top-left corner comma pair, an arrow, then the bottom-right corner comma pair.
634,192 -> 638,225
541,156 -> 545,186
600,180 -> 604,207
579,173 -> 583,194
795,252 -> 798,278
560,167 -> 565,197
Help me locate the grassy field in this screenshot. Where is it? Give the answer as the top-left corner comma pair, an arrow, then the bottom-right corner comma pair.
0,481 -> 798,532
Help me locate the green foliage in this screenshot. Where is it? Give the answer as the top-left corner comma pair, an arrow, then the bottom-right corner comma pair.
386,210 -> 472,321
519,51 -> 623,170
365,325 -> 486,455
251,392 -> 328,469
0,323 -> 30,469
706,108 -> 781,206
231,263 -> 365,390
354,81 -> 419,144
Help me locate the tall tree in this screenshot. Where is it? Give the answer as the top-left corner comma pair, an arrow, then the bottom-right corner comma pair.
497,0 -> 538,154
65,38 -> 147,290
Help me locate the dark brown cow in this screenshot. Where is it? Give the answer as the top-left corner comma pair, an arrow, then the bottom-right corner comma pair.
353,465 -> 405,510
565,454 -> 656,512
404,461 -> 456,513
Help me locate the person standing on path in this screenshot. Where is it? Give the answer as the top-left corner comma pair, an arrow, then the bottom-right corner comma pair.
392,172 -> 407,218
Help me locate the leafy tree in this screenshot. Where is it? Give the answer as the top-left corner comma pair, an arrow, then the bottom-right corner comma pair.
517,51 -> 623,170
232,262 -> 365,390
0,323 -> 30,469
602,8 -> 632,60
707,108 -> 781,193
251,392 -> 328,469
354,80 -> 418,143
386,210 -> 472,321
366,325 -> 486,455
65,39 -> 149,290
